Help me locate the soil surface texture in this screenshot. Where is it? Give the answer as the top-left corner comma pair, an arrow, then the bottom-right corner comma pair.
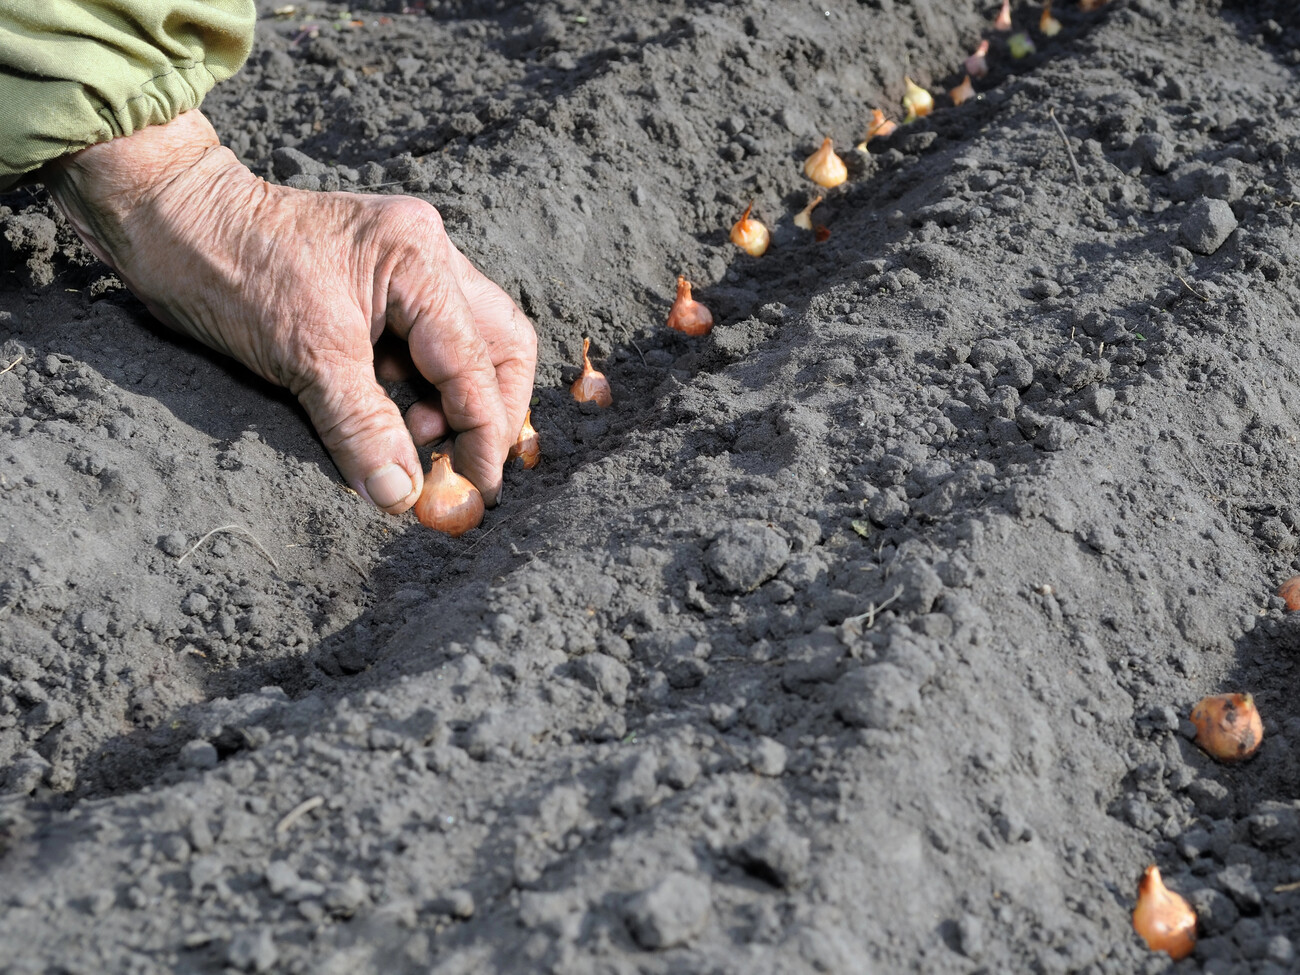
4,0 -> 1300,972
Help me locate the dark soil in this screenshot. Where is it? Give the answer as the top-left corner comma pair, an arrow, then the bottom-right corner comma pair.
4,0 -> 1300,971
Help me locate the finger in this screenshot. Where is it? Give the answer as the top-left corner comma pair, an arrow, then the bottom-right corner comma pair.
405,398 -> 449,446
390,258 -> 512,505
291,337 -> 423,514
447,249 -> 538,442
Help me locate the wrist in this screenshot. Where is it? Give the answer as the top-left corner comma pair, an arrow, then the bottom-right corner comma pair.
39,111 -> 245,270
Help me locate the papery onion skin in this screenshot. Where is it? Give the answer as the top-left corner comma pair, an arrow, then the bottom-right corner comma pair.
1133,865 -> 1197,961
666,277 -> 714,337
508,409 -> 540,469
730,202 -> 771,257
950,75 -> 976,106
865,109 -> 898,141
804,137 -> 848,189
414,453 -> 484,536
794,195 -> 824,231
1278,575 -> 1300,611
1190,692 -> 1264,763
994,0 -> 1012,30
571,337 -> 613,407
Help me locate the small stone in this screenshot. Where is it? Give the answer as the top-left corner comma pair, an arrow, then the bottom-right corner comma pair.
659,749 -> 701,790
734,820 -> 811,889
705,521 -> 790,592
1131,133 -> 1176,173
271,146 -> 327,180
1189,887 -> 1239,936
159,532 -> 188,556
324,876 -> 370,917
226,928 -> 279,973
1217,863 -> 1262,914
834,664 -> 920,730
624,872 -> 712,950
265,861 -> 299,897
571,653 -> 630,706
284,174 -> 322,192
179,739 -> 219,770
749,737 -> 787,777
955,914 -> 985,959
610,751 -> 659,816
1180,197 -> 1237,255
2,750 -> 50,794
78,609 -> 109,636
430,888 -> 475,919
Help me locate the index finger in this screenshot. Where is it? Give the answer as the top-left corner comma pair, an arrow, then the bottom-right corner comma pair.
390,259 -> 513,505
447,247 -> 538,450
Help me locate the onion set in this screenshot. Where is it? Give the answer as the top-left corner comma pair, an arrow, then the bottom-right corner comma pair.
793,195 -> 823,231
994,0 -> 1012,30
804,137 -> 848,188
666,277 -> 714,336
1008,31 -> 1036,58
903,77 -> 934,122
1132,866 -> 1197,961
730,202 -> 771,257
966,40 -> 990,79
950,75 -> 976,106
508,410 -> 540,468
1190,692 -> 1263,762
414,452 -> 484,536
1278,575 -> 1300,610
571,338 -> 612,407
1040,0 -> 1062,36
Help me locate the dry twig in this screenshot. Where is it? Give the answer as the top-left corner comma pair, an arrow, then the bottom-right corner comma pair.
176,524 -> 280,569
0,355 -> 22,376
275,796 -> 324,834
1048,108 -> 1084,190
1176,274 -> 1210,302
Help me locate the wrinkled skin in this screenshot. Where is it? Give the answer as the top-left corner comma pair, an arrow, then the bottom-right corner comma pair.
40,109 -> 537,513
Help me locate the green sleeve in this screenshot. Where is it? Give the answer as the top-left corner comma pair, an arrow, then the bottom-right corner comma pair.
0,0 -> 255,190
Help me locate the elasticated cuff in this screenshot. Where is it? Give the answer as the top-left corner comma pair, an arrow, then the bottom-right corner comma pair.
0,0 -> 255,190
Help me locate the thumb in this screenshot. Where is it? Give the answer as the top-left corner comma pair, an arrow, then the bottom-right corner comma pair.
294,359 -> 424,514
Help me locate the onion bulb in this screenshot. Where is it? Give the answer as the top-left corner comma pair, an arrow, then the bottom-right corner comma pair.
794,195 -> 823,231
666,276 -> 714,337
950,75 -> 976,106
414,452 -> 484,536
1279,575 -> 1300,611
1008,31 -> 1036,58
730,202 -> 771,257
1079,0 -> 1109,9
1190,692 -> 1263,762
1040,0 -> 1062,35
508,409 -> 540,468
803,137 -> 848,189
966,40 -> 990,79
903,77 -> 934,123
994,0 -> 1012,30
1133,866 -> 1197,961
867,109 -> 898,141
571,337 -> 612,407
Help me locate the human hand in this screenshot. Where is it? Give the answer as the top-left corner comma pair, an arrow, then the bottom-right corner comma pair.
39,110 -> 536,513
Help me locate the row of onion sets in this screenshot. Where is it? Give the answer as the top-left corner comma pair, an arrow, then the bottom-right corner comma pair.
1133,691 -> 1265,960
1137,578 -> 1300,957
730,0 -> 1102,258
413,0 -> 1112,535
1132,573 -> 1300,957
